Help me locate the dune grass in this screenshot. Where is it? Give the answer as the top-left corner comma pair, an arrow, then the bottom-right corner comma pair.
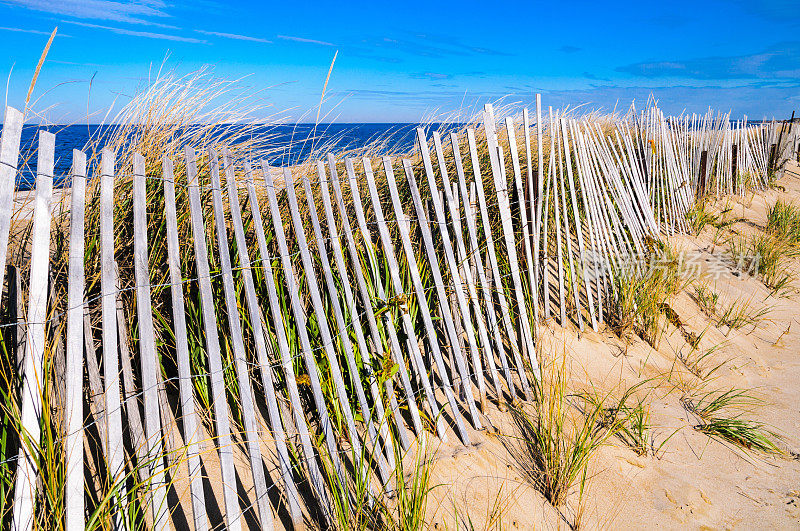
503,356 -> 630,512
608,240 -> 682,347
683,388 -> 784,456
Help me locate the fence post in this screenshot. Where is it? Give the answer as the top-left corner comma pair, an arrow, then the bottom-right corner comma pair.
698,150 -> 708,197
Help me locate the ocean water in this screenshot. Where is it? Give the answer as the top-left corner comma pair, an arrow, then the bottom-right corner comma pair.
7,122 -> 461,190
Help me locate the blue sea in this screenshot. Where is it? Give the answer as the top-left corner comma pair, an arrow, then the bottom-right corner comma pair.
7,123 -> 459,190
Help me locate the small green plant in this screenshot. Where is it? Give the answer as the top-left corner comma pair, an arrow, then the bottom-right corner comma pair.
727,233 -> 795,295
680,328 -> 729,379
581,381 -> 651,457
687,200 -> 738,236
691,283 -> 719,317
766,200 -> 800,247
715,297 -> 770,334
683,388 -> 784,456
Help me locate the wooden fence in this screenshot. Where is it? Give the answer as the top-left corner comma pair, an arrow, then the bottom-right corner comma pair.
0,101 -> 797,530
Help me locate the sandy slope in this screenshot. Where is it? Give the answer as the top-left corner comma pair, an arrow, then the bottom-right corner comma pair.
416,162 -> 800,529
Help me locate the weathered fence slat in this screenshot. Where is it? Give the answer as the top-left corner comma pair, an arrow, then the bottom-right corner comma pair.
466,128 -> 531,400
0,106 -> 23,306
161,156 -> 208,531
114,261 -> 155,529
323,158 -> 414,450
132,152 -> 169,530
99,148 -> 126,530
382,157 -> 463,442
560,118 -> 598,332
504,118 -> 538,325
248,162 -> 330,513
319,159 -> 398,461
262,163 -> 349,501
402,140 -> 482,429
282,166 -> 373,498
12,131 -> 54,531
300,170 -> 391,483
430,131 -> 488,412
64,149 -> 86,530
483,105 -> 540,379
223,154 -> 304,528
450,134 -> 505,403
209,148 -> 274,529
184,146 -> 243,531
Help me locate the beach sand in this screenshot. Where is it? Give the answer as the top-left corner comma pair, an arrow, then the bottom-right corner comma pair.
415,160 -> 800,529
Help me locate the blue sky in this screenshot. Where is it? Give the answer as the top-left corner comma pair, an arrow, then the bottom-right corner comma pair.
0,0 -> 798,123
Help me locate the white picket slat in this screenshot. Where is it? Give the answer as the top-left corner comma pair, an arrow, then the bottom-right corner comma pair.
161,156 -> 208,531
184,146 -> 242,530
12,131 -> 54,531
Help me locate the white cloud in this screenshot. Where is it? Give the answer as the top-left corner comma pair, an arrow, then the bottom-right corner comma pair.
196,30 -> 271,43
277,34 -> 333,46
0,25 -> 65,35
1,0 -> 174,27
66,21 -> 207,43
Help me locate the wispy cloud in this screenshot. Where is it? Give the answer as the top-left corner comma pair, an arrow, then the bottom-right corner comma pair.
410,72 -> 453,80
196,29 -> 271,43
66,21 -> 206,43
47,59 -> 106,67
617,42 -> 800,80
1,0 -> 174,27
277,34 -> 333,46
0,25 -> 68,36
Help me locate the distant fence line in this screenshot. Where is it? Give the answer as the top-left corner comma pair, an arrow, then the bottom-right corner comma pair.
0,99 -> 798,530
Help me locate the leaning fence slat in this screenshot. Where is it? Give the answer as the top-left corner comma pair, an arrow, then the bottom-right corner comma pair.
466,128 -> 531,400
381,158 -> 464,442
282,166 -> 372,496
98,148 -> 127,530
318,159 -> 397,460
0,106 -> 23,306
64,149 -> 86,530
262,163 -> 349,498
132,152 -> 169,530
324,158 -> 414,450
12,131 -> 54,531
429,131 -> 488,413
161,156 -> 208,530
300,170 -> 391,483
209,149 -> 274,529
223,154 -> 304,527
402,142 -> 482,429
184,146 -> 242,530
451,133 -> 505,403
504,118 -> 538,325
483,105 -> 540,379
247,162 -> 330,513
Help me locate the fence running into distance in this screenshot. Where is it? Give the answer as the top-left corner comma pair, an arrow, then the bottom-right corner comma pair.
0,98 -> 798,530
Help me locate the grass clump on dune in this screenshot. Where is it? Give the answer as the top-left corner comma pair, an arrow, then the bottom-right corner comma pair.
766,199 -> 800,246
727,233 -> 795,295
608,239 -> 682,348
503,356 -> 629,513
683,388 -> 784,456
